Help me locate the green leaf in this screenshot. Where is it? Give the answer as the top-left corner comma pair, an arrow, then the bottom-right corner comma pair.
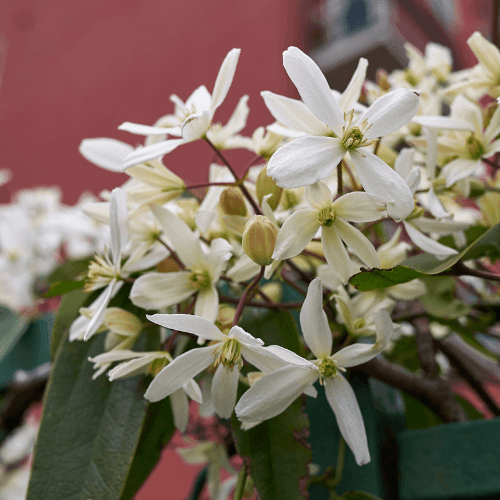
27,334 -> 150,500
0,305 -> 29,363
405,222 -> 500,274
232,398 -> 311,500
46,257 -> 91,284
349,266 -> 426,291
401,392 -> 443,430
43,279 -> 85,298
454,395 -> 484,421
419,276 -> 470,319
50,288 -> 92,359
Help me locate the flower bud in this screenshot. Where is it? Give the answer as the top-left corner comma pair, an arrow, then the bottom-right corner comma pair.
256,165 -> 283,210
219,187 -> 247,216
215,304 -> 236,334
280,187 -> 304,210
104,307 -> 143,337
242,215 -> 278,266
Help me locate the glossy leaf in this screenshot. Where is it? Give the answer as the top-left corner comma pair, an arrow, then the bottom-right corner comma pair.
349,266 -> 426,291
419,276 -> 470,319
0,305 -> 28,363
46,257 -> 91,283
43,279 -> 85,298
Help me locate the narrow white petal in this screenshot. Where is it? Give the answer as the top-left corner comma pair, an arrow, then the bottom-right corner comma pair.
305,181 -> 334,210
118,122 -> 178,136
450,95 -> 483,137
283,47 -> 344,135
442,158 -> 480,186
389,280 -> 426,301
332,192 -> 386,222
229,326 -> 264,347
147,313 -> 225,341
321,225 -> 352,285
223,95 -> 250,136
263,345 -> 317,368
235,365 -> 319,422
186,85 -> 212,112
423,127 -> 437,181
212,364 -> 239,419
427,187 -> 450,219
130,272 -> 195,309
123,139 -> 185,168
169,389 -> 189,432
334,218 -> 380,269
403,222 -> 457,259
109,188 -> 128,265
410,217 -> 471,235
194,285 -> 219,323
267,136 -> 345,189
411,116 -> 474,131
240,345 -> 291,373
359,89 -> 419,140
261,91 -> 330,136
79,138 -> 134,172
349,149 -> 414,222
144,345 -> 218,402
468,32 -> 500,82
300,278 -> 332,358
484,105 -> 500,144
183,379 -> 203,403
324,375 -> 370,466
211,48 -> 241,111
181,110 -> 212,142
272,209 -> 319,260
108,356 -> 157,381
338,58 -> 368,113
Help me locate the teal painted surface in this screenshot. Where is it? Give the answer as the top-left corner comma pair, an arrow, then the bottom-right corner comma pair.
0,314 -> 53,389
398,417 -> 500,500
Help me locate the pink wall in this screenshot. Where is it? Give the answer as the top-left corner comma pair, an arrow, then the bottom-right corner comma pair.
0,0 -> 305,204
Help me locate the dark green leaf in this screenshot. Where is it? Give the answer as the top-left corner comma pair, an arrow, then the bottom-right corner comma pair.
349,266 -> 426,291
43,279 -> 85,298
46,257 -> 91,284
0,305 -> 28,363
27,334 -> 150,500
232,398 -> 311,500
454,395 -> 484,420
405,222 -> 500,274
401,392 -> 443,430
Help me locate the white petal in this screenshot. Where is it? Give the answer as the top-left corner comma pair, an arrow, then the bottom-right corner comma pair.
427,187 -> 450,219
183,379 -> 203,403
212,364 -> 239,418
235,365 -> 318,422
359,88 -> 420,140
324,375 -> 370,466
261,91 -> 330,136
321,225 -> 352,285
305,181 -> 334,210
267,136 -> 345,189
147,313 -> 225,341
423,127 -> 437,181
332,192 -> 387,222
450,95 -> 483,137
79,138 -> 134,172
468,32 -> 500,82
240,344 -> 291,373
272,209 -> 319,260
403,222 -> 457,259
118,122 -> 179,136
411,116 -> 474,131
389,280 -> 426,301
229,326 -> 264,347
185,85 -> 212,112
108,355 -> 158,381
223,95 -> 250,136
109,188 -> 128,265
182,110 -> 212,142
484,104 -> 500,143
283,47 -> 344,135
338,58 -> 368,113
170,389 -> 189,432
205,238 -> 233,281
123,139 -> 185,168
130,272 -> 195,309
144,345 -> 218,402
194,285 -> 219,323
263,346 -> 316,368
334,218 -> 380,269
211,48 -> 241,112
349,149 -> 414,222
442,158 -> 481,187
300,278 -> 332,358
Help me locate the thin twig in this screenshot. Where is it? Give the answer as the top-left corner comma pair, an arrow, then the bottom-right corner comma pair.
232,266 -> 266,326
337,160 -> 343,195
219,295 -> 303,309
157,237 -> 185,270
453,261 -> 500,282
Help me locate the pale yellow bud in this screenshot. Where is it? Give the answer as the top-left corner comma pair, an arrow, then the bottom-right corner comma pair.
104,308 -> 143,337
256,165 -> 283,210
215,304 -> 236,334
242,215 -> 278,266
219,187 -> 247,216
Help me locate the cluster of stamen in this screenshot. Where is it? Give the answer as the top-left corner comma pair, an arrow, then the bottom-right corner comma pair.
188,269 -> 212,291
316,357 -> 338,385
466,133 -> 485,160
148,356 -> 170,377
341,110 -> 373,150
353,317 -> 366,331
317,206 -> 336,227
84,253 -> 118,292
212,338 -> 242,371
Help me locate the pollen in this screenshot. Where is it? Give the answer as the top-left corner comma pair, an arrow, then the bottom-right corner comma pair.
316,357 -> 337,384
212,338 -> 242,371
84,252 -> 119,292
341,110 -> 373,150
317,206 -> 336,227
188,269 -> 212,291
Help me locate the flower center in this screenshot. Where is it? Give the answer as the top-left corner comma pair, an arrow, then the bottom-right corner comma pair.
188,269 -> 212,291
317,357 -> 337,384
317,206 -> 336,227
353,317 -> 366,330
213,338 -> 242,371
148,356 -> 170,377
466,134 -> 485,160
85,253 -> 119,292
341,110 -> 373,150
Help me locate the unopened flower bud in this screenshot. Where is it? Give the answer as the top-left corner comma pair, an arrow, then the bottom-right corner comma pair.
376,69 -> 391,92
219,187 -> 247,216
215,304 -> 236,334
104,308 -> 143,337
256,165 -> 283,210
242,215 -> 278,266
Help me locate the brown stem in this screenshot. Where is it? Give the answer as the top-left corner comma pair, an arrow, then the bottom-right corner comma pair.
157,237 -> 186,270
453,261 -> 500,282
219,295 -> 303,309
414,318 -> 440,379
232,266 -> 266,326
185,181 -> 237,190
204,138 -> 262,215
337,160 -> 343,195
482,157 -> 500,169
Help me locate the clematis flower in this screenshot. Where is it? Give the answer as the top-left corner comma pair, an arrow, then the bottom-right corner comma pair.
120,49 -> 241,168
272,181 -> 385,284
264,47 -> 419,221
143,314 -> 282,419
235,278 -> 394,466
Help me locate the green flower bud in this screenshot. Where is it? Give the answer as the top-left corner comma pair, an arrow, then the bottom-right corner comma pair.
219,187 -> 247,216
256,165 -> 283,210
242,215 -> 278,266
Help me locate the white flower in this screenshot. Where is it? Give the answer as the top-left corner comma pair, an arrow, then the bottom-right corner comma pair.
264,47 -> 418,221
120,49 -> 241,168
272,181 -> 384,283
235,278 -> 394,466
143,314 -> 281,419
